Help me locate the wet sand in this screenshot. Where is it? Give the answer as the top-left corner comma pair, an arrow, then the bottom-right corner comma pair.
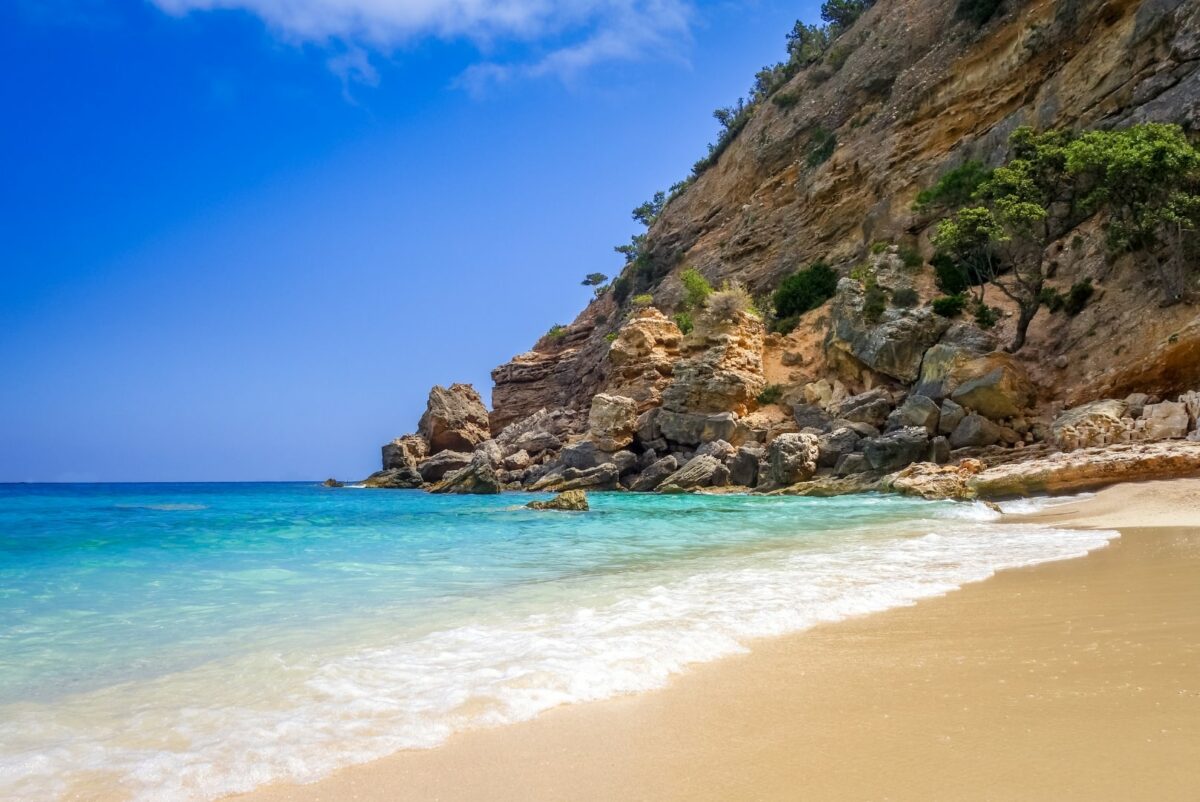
235,479 -> 1200,802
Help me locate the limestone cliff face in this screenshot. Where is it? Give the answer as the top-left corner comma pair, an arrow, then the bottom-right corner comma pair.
490,0 -> 1200,427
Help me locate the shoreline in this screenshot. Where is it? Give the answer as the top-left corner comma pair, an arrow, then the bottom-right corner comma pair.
233,478 -> 1200,802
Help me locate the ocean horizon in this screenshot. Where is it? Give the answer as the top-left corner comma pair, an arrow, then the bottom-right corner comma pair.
0,483 -> 1115,801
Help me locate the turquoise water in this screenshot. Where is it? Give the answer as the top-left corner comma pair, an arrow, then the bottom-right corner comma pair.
0,483 -> 1115,801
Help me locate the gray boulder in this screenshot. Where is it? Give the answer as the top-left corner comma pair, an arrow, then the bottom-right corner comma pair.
417,451 -> 473,482
658,455 -> 731,492
938,399 -> 966,436
657,409 -> 741,446
816,427 -> 862,468
629,455 -> 679,492
561,440 -> 603,470
611,450 -> 639,475
886,395 -> 940,434
834,453 -> 869,476
766,433 -> 820,486
530,464 -> 620,492
949,413 -> 1004,448
696,439 -> 737,463
835,390 -> 894,428
862,426 -> 930,472
728,445 -> 764,487
792,403 -> 835,432
929,435 -> 951,464
430,452 -> 502,495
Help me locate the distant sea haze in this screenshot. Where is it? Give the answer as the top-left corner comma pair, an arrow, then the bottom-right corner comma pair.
0,483 -> 1114,801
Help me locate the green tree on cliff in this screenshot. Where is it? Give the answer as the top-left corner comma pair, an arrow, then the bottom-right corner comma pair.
1064,123 -> 1200,305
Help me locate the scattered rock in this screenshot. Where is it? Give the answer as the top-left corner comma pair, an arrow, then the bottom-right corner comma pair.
322,478 -> 344,488
526,489 -> 589,511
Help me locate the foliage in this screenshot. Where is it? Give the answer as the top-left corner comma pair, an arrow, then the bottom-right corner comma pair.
821,0 -> 873,30
757,384 -> 785,405
913,161 -> 991,213
604,332 -> 619,343
891,287 -> 920,308
545,324 -> 568,341
673,311 -> 694,335
770,314 -> 802,335
632,192 -> 666,228
704,281 -> 755,324
787,21 -> 834,66
931,252 -> 971,295
972,300 -> 999,329
1064,123 -> 1200,304
932,294 -> 968,317
862,284 -> 888,322
773,261 -> 839,319
611,276 -> 632,305
631,293 -> 655,307
581,272 -> 608,287
680,268 -> 715,310
772,90 -> 801,109
870,240 -> 889,254
956,0 -> 1005,27
898,245 -> 923,270
827,44 -> 853,71
1064,278 -> 1094,316
1038,286 -> 1065,312
807,127 -> 838,167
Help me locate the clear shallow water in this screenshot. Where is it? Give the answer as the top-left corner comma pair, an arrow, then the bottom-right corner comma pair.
0,483 -> 1115,801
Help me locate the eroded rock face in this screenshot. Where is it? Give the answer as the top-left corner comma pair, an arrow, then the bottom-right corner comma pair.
827,279 -> 950,384
418,384 -> 491,455
382,434 -> 428,470
603,308 -> 683,412
587,394 -> 639,452
969,442 -> 1200,498
660,312 -> 765,417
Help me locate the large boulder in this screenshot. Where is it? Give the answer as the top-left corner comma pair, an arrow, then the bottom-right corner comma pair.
948,353 -> 1035,421
911,323 -> 998,400
629,455 -> 679,492
938,399 -> 966,436
862,426 -> 930,472
658,455 -> 731,492
886,395 -> 940,434
696,439 -> 737,463
729,445 -> 764,487
602,308 -> 684,411
949,413 -> 1004,449
816,427 -> 862,468
660,311 -> 766,417
766,433 -> 820,486
362,467 -> 424,489
493,407 -> 578,456
1141,401 -> 1190,440
381,434 -> 428,470
417,450 -> 473,482
418,384 -> 491,454
587,394 -> 639,452
560,440 -> 603,470
834,390 -> 894,428
657,409 -> 745,446
826,278 -> 951,383
793,403 -> 835,432
526,490 -> 589,511
430,452 -> 502,495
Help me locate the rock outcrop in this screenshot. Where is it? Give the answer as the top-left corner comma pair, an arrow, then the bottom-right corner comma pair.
526,489 -> 590,511
587,394 -> 639,452
430,452 -> 502,495
660,311 -> 766,417
418,384 -> 491,454
602,308 -> 683,411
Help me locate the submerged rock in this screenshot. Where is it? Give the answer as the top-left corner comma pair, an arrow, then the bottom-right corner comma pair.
321,478 -> 344,488
526,489 -> 589,511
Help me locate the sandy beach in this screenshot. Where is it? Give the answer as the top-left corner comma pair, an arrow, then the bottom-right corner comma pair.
233,478 -> 1200,802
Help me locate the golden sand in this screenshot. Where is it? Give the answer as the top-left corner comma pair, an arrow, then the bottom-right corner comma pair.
235,479 -> 1200,802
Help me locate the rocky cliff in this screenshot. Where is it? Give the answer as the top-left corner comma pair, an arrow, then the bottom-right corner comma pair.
367,0 -> 1200,498
490,0 -> 1200,426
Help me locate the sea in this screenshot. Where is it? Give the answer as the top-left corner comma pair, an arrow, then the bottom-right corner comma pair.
0,482 -> 1115,801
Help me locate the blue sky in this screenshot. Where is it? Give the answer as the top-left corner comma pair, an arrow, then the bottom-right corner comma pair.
1,0 -> 820,482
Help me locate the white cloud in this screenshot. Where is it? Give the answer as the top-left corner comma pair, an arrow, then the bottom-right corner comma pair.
150,0 -> 694,89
